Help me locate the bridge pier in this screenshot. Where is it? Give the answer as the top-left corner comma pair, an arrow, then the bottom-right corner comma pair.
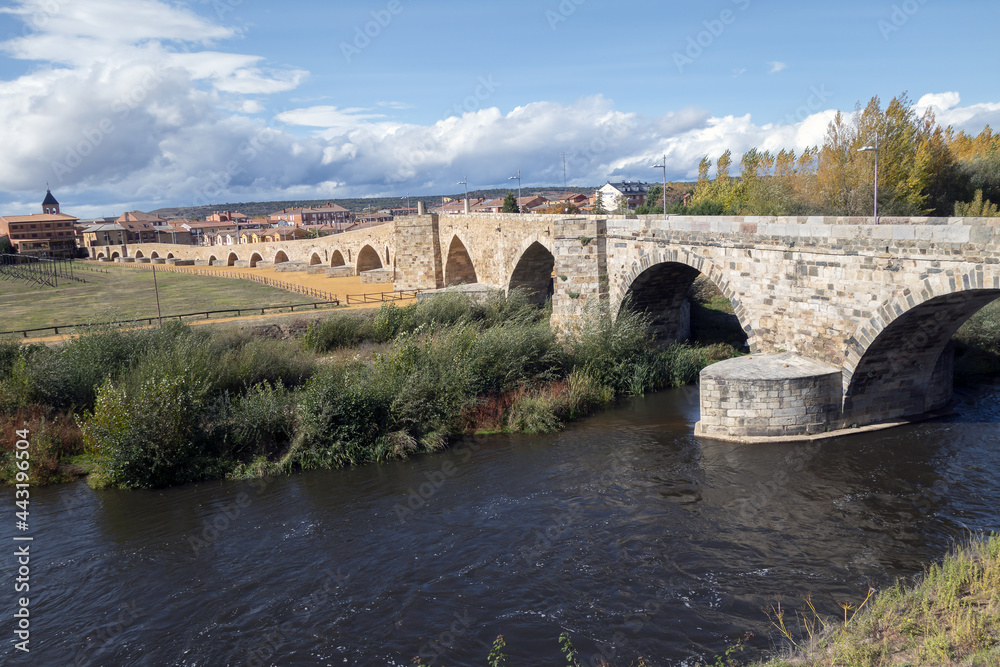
550,218 -> 608,332
695,353 -> 842,441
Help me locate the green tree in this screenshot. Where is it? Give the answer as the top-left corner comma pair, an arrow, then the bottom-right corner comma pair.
501,192 -> 519,213
955,189 -> 1000,217
636,184 -> 663,214
592,192 -> 607,215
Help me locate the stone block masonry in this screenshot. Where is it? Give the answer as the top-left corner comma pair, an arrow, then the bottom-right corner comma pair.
696,353 -> 841,440
122,213 -> 1000,440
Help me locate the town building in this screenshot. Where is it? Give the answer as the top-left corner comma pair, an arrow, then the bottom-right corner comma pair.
268,203 -> 353,229
598,181 -> 652,211
206,210 -> 250,225
0,189 -> 78,258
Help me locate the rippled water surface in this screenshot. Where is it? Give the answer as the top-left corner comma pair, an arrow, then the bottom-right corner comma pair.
28,383 -> 1000,665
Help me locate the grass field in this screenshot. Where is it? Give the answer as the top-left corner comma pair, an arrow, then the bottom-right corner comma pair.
0,264 -> 335,332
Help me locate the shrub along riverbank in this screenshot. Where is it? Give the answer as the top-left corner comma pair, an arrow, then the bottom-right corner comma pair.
0,290 -> 739,489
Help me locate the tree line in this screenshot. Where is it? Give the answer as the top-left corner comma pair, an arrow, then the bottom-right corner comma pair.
637,93 -> 1000,218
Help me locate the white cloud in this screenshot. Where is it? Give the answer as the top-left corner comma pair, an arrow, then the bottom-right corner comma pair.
0,0 -> 998,212
768,61 -> 787,74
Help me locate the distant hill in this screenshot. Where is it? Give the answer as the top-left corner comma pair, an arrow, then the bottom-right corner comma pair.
149,186 -> 599,220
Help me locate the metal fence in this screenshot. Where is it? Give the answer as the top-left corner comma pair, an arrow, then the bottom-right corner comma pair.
0,254 -> 84,287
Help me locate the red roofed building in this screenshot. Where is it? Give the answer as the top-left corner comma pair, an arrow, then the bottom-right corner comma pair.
0,190 -> 78,258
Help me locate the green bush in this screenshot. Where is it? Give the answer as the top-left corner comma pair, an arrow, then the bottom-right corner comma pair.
566,302 -> 656,393
302,314 -> 366,351
80,374 -> 212,489
211,381 -> 297,462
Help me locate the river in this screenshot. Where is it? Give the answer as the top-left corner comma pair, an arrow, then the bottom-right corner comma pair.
25,382 -> 1000,666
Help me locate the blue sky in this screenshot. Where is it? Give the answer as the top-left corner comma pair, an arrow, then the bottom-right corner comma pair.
0,0 -> 997,217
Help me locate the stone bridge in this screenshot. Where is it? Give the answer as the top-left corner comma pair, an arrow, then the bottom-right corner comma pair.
117,212 -> 1000,442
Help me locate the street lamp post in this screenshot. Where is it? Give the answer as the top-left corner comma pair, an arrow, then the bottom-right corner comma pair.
457,176 -> 469,214
508,169 -> 521,213
858,132 -> 879,224
651,154 -> 667,219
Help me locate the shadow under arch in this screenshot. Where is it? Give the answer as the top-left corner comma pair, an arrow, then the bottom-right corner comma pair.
616,251 -> 751,346
357,245 -> 382,273
134,250 -> 144,258
843,286 -> 1000,424
331,250 -> 345,267
309,252 -> 322,266
249,252 -> 262,268
445,235 -> 477,286
226,252 -> 238,266
508,240 -> 554,304
274,250 -> 289,264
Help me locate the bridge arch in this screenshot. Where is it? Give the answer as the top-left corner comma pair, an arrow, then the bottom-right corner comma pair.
249,252 -> 262,268
207,254 -> 218,265
309,252 -> 322,266
134,250 -> 144,258
445,235 -> 477,286
166,253 -> 174,259
616,248 -> 751,345
150,251 -> 159,259
357,245 -> 382,273
507,236 -> 555,304
842,270 -> 1000,423
111,251 -> 120,260
97,252 -> 105,259
331,249 -> 346,267
274,250 -> 289,264
226,252 -> 239,266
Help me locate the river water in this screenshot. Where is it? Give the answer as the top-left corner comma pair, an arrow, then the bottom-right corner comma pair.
24,382 -> 1000,666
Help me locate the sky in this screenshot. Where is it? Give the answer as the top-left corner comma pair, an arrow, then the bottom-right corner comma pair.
0,0 -> 998,218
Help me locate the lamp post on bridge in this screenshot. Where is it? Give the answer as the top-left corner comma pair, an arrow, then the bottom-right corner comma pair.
858,132 -> 879,224
651,154 -> 667,219
508,169 -> 521,213
457,176 -> 469,214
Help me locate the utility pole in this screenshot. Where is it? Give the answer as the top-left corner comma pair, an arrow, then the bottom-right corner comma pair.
152,263 -> 163,325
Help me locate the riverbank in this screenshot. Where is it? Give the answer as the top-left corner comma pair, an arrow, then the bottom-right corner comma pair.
751,533 -> 1000,666
0,290 -> 739,489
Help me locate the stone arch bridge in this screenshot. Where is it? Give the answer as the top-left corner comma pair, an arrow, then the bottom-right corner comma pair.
121,213 -> 1000,441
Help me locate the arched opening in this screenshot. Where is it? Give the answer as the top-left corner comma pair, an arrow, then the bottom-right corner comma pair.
134,250 -> 144,258
167,253 -> 174,259
843,289 -> 1000,425
356,245 -> 382,273
274,250 -> 289,264
309,252 -> 322,266
621,263 -> 749,346
445,236 -> 477,286
508,241 -> 555,305
97,252 -> 105,259
227,252 -> 238,266
331,250 -> 346,267
249,252 -> 262,268
150,251 -> 159,259
208,255 -> 218,265
111,251 -> 120,259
